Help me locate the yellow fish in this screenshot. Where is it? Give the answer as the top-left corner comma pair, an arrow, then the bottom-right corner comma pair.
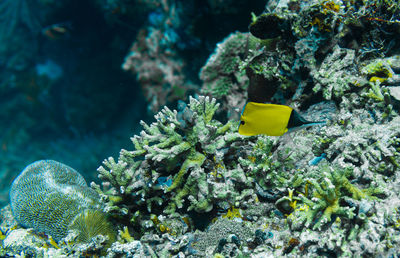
238,102 -> 325,136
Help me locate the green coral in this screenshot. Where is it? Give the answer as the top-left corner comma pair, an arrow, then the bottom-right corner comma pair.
319,115 -> 400,176
363,81 -> 388,102
287,165 -> 361,230
200,32 -> 248,87
95,96 -> 253,231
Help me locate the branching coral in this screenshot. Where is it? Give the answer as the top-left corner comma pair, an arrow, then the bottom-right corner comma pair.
287,165 -> 361,230
238,136 -> 297,191
312,46 -> 366,100
320,114 -> 400,176
94,96 -> 253,231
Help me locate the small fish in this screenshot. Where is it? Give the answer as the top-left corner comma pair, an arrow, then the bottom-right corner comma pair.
42,22 -> 71,40
238,102 -> 326,136
308,153 -> 327,166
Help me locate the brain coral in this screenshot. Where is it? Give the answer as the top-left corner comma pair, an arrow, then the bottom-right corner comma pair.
9,160 -> 107,242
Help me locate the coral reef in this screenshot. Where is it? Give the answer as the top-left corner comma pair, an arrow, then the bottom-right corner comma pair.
287,165 -> 360,231
2,93 -> 400,256
312,46 -> 366,100
0,0 -> 148,208
202,0 -> 400,113
194,218 -> 254,256
121,0 -> 200,112
2,228 -> 49,257
3,0 -> 400,257
122,23 -> 197,112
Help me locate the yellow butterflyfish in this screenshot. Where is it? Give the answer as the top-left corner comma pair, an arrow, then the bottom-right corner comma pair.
238,102 -> 325,136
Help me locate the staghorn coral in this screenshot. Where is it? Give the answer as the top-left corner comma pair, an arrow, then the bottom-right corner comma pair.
9,160 -> 115,244
94,96 -> 254,229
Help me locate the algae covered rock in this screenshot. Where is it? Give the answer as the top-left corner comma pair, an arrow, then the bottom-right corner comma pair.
9,160 -> 114,243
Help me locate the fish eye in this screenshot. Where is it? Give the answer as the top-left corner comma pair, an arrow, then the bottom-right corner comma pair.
240,121 -> 245,125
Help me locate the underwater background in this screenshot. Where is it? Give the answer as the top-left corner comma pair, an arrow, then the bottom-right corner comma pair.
1,0 -> 400,257
0,0 -> 265,207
